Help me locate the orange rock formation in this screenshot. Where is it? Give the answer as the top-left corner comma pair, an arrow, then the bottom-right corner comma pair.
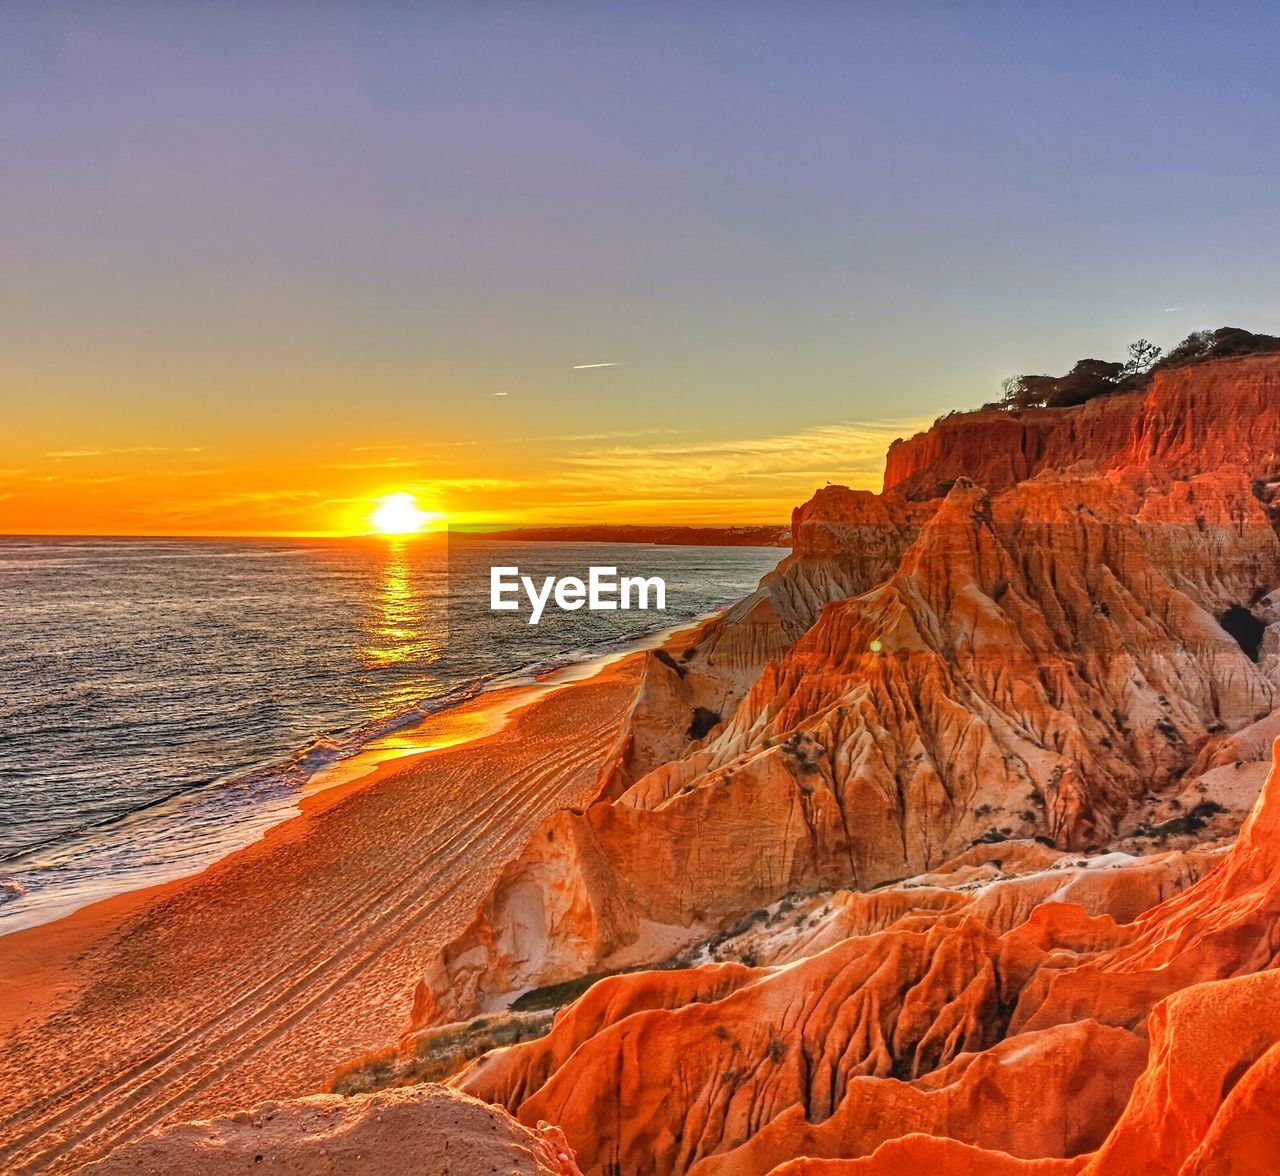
883,353 -> 1280,499
409,354 -> 1280,1172
444,698 -> 1280,1173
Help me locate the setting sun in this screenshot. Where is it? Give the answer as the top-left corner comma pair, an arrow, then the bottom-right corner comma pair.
369,492 -> 435,535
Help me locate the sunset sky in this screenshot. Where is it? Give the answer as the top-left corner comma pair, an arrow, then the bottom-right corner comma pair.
5,2 -> 1280,534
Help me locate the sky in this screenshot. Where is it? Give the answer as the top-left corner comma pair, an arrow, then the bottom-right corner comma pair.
3,1 -> 1280,535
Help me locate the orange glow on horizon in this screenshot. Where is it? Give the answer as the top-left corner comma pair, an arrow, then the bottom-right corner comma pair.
0,418 -> 923,537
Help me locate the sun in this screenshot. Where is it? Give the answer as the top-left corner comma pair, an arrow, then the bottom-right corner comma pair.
369,492 -> 436,535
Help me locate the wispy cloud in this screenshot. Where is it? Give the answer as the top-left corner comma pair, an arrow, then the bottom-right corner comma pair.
546,419 -> 925,499
432,476 -> 523,491
323,458 -> 426,471
155,467 -> 230,478
44,446 -> 206,459
136,488 -> 324,520
523,427 -> 685,444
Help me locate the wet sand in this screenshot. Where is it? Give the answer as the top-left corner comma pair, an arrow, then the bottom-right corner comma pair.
0,652 -> 643,1173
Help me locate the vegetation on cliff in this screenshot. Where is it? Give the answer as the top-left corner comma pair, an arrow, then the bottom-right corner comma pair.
994,326 -> 1280,411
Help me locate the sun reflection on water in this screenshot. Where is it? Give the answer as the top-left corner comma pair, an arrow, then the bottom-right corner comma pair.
361,539 -> 443,714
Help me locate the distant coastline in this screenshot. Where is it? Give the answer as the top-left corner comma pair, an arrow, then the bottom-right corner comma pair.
469,523 -> 790,547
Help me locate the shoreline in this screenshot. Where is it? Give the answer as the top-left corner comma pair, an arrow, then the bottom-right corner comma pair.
296,614 -> 697,800
0,674 -> 565,1038
0,625 -> 668,1169
0,613 -> 706,941
0,627 -> 675,1011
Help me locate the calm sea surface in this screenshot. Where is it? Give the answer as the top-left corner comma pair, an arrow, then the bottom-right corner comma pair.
0,536 -> 783,931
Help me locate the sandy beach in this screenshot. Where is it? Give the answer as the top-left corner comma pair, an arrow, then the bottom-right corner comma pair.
0,651 -> 643,1173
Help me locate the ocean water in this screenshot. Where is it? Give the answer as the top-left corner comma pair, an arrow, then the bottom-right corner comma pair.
0,536 -> 783,931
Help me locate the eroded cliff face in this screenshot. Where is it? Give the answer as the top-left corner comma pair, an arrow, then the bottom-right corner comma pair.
417,471 -> 1278,1026
884,354 -> 1280,501
447,742 -> 1280,1174
594,487 -> 934,802
407,355 -> 1280,1173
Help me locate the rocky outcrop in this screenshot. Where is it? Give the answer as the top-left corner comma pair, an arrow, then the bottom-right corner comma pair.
81,1085 -> 580,1176
1075,969 -> 1280,1175
406,352 -> 1280,1173
416,464 -> 1278,1026
772,963 -> 1280,1175
451,740 -> 1280,1174
885,407 -> 1075,502
595,488 -> 934,800
884,355 -> 1280,500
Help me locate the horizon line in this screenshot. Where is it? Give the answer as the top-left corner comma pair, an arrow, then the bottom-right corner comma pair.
0,521 -> 788,541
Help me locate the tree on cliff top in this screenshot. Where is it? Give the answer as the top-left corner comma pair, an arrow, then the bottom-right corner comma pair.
1123,338 -> 1162,376
998,327 -> 1280,412
1152,326 -> 1280,370
1001,358 -> 1124,410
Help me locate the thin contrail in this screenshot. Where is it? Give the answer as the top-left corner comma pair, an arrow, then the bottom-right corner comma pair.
572,362 -> 623,369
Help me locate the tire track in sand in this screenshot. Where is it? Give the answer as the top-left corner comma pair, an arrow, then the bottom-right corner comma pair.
1,714 -> 618,1173
3,730 -> 587,1138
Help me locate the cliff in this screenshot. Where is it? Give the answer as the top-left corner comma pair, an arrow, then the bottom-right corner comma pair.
884,354 -> 1280,500
440,738 -> 1280,1174
415,461 -> 1279,1027
381,354 -> 1280,1171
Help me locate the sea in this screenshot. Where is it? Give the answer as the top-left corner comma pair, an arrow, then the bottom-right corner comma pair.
0,536 -> 783,933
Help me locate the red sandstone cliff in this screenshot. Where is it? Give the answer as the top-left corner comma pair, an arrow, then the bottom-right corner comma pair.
415,462 -> 1278,1028
72,351 -> 1280,1175
402,355 -> 1280,1172
884,354 -> 1280,500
